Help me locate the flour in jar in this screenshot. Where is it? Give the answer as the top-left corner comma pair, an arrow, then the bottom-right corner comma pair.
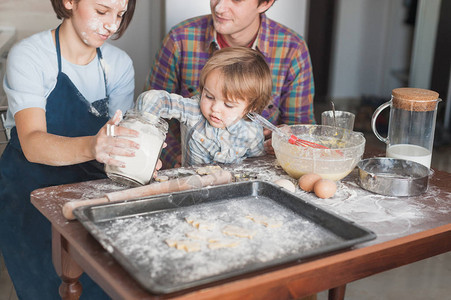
106,110 -> 168,186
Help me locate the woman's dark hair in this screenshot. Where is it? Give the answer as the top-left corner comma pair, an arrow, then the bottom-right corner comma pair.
50,0 -> 136,39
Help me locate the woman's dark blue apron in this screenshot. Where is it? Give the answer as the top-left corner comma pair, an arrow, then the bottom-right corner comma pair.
0,26 -> 111,299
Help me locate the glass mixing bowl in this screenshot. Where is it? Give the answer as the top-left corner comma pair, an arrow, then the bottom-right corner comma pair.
272,125 -> 366,180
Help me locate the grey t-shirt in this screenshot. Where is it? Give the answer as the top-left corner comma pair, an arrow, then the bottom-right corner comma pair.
3,29 -> 135,129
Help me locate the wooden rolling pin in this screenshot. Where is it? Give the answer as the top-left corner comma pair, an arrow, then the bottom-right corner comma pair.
62,170 -> 232,220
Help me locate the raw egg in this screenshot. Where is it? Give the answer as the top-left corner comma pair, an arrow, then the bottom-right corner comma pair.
298,173 -> 322,192
274,178 -> 296,193
313,179 -> 337,199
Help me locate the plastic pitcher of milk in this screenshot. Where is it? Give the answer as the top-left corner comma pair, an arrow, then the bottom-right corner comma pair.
371,88 -> 441,168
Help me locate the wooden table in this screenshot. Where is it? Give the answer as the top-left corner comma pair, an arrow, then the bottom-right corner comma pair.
31,154 -> 451,300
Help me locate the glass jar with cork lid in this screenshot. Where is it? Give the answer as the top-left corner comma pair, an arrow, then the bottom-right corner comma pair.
105,109 -> 168,186
371,87 -> 441,168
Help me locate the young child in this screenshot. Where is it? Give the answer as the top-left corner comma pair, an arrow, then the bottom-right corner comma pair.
136,47 -> 272,166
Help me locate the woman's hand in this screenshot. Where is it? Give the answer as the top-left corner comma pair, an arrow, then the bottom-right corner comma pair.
93,110 -> 140,167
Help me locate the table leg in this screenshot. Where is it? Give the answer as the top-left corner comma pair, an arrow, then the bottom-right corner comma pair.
52,225 -> 84,300
328,285 -> 346,300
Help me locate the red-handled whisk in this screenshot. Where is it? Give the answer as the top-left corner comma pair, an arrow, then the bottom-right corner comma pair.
247,113 -> 330,149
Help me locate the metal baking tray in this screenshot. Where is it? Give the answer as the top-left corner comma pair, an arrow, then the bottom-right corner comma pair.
74,181 -> 376,295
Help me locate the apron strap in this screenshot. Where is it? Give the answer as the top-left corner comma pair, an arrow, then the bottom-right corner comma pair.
96,48 -> 109,98
55,25 -> 62,73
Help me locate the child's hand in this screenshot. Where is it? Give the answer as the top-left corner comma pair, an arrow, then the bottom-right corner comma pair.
153,142 -> 167,177
263,128 -> 272,139
153,159 -> 163,178
174,154 -> 182,168
264,139 -> 274,155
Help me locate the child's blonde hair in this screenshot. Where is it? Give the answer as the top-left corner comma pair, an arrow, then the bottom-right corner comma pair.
199,47 -> 272,114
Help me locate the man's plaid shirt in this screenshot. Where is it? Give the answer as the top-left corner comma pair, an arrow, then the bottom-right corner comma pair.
145,13 -> 315,167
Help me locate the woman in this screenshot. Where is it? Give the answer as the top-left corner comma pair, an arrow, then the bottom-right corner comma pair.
0,0 -> 139,298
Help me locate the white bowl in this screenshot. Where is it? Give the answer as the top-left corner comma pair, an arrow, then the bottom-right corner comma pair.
272,125 -> 366,180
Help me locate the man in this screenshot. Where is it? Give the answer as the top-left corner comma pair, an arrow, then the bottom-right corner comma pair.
145,0 -> 315,168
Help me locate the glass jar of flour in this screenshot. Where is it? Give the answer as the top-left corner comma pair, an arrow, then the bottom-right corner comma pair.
105,109 -> 168,186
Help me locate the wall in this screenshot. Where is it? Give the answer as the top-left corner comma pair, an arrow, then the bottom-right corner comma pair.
329,0 -> 413,100
410,0 -> 441,88
0,0 -> 59,40
0,0 -> 59,105
165,0 -> 308,37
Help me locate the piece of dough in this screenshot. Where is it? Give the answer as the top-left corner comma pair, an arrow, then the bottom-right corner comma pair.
207,237 -> 221,243
274,178 -> 296,193
165,239 -> 177,247
246,215 -> 283,228
155,175 -> 169,182
222,225 -> 256,239
195,165 -> 222,175
185,217 -> 215,230
165,239 -> 201,252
